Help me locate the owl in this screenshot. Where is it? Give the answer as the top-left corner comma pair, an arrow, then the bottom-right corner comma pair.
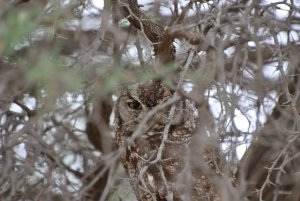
114,81 -> 235,201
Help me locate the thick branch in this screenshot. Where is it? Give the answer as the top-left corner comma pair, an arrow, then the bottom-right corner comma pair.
118,0 -> 175,63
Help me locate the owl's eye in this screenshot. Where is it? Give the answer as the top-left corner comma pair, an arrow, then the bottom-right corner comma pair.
128,100 -> 142,110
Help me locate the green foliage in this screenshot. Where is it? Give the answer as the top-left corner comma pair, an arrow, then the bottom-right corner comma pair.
1,9 -> 41,55
24,51 -> 83,107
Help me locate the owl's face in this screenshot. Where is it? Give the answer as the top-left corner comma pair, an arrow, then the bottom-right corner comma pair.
115,82 -> 173,134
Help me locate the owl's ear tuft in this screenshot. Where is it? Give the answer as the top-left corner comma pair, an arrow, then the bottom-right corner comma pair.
114,97 -> 123,129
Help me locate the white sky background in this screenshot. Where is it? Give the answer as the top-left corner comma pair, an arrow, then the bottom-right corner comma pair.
8,0 -> 299,177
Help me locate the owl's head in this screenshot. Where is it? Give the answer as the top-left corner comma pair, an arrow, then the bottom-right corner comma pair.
114,81 -> 173,134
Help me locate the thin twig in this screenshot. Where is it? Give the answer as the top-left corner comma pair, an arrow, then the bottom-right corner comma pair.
258,133 -> 300,201
271,31 -> 300,130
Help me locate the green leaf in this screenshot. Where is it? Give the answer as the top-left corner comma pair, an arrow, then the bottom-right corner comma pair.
25,51 -> 83,107
1,9 -> 40,55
